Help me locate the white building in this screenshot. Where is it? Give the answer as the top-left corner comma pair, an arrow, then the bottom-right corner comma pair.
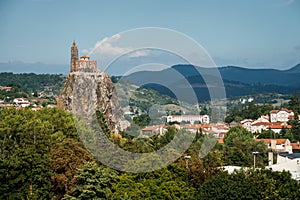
240,119 -> 254,132
267,154 -> 300,181
250,122 -> 269,133
257,138 -> 293,153
270,108 -> 294,123
141,124 -> 167,136
166,114 -> 210,124
240,116 -> 269,133
240,115 -> 291,133
13,98 -> 30,107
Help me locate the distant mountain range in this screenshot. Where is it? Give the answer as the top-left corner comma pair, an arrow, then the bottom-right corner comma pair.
218,63 -> 300,86
123,63 -> 300,102
0,61 -> 68,74
1,61 -> 300,102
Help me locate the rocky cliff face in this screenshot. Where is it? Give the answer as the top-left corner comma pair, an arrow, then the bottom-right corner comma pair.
57,69 -> 129,133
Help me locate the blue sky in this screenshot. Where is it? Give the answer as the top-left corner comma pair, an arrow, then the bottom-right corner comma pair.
0,0 -> 300,74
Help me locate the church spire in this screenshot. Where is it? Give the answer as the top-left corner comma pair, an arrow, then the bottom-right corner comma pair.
70,41 -> 78,72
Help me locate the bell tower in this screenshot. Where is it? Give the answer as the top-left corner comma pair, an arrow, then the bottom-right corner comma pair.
70,41 -> 78,72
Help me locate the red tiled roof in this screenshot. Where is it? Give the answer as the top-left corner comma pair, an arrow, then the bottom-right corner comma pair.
181,124 -> 201,129
203,129 -> 217,134
142,124 -> 166,131
218,138 -> 224,144
142,126 -> 159,131
268,124 -> 292,129
291,142 -> 300,150
280,108 -> 293,113
240,119 -> 254,124
212,125 -> 229,130
258,138 -> 287,145
80,55 -> 90,58
270,108 -> 293,114
200,124 -> 212,128
252,122 -> 270,126
270,110 -> 279,113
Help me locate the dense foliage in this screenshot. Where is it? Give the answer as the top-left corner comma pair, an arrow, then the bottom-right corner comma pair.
225,102 -> 273,123
0,107 -> 299,199
197,169 -> 300,199
0,72 -> 65,95
0,86 -> 29,100
0,107 -> 79,199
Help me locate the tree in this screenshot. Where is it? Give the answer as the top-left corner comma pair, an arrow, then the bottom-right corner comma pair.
288,95 -> 300,115
63,162 -> 118,200
50,139 -> 94,199
223,126 -> 268,167
288,119 -> 300,142
225,103 -> 273,123
133,114 -> 151,127
224,126 -> 253,147
257,129 -> 277,139
111,164 -> 195,200
0,108 -> 55,199
197,169 -> 300,199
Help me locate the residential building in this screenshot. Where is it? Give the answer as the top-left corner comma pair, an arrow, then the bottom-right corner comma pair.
257,138 -> 293,153
166,114 -> 210,124
0,86 -> 12,91
240,116 -> 292,133
270,108 -> 294,123
180,124 -> 201,133
250,122 -> 269,133
292,142 -> 300,153
240,119 -> 254,132
141,124 -> 167,136
267,153 -> 300,181
13,98 -> 30,107
268,122 -> 292,134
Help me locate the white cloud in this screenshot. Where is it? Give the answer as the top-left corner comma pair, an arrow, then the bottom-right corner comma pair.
83,34 -> 149,60
128,49 -> 150,58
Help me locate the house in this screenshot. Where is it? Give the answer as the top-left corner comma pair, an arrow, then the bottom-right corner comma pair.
257,138 -> 293,153
291,142 -> 300,153
166,114 -> 210,124
13,98 -> 30,107
267,153 -> 300,181
250,122 -> 269,133
241,116 -> 291,133
47,104 -> 57,108
270,108 -> 294,123
240,115 -> 270,133
268,122 -> 292,134
240,119 -> 254,132
141,124 -> 167,136
180,124 -> 202,133
210,123 -> 229,138
32,107 -> 42,111
171,122 -> 228,140
0,86 -> 12,91
255,115 -> 270,123
239,97 -> 254,104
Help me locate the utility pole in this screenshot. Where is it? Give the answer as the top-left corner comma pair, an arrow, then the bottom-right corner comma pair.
184,155 -> 191,169
252,151 -> 259,169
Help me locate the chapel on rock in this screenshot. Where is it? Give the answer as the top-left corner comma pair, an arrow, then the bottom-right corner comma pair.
70,41 -> 98,73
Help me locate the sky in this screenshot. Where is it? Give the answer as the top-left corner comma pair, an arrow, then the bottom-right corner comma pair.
0,0 -> 300,74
